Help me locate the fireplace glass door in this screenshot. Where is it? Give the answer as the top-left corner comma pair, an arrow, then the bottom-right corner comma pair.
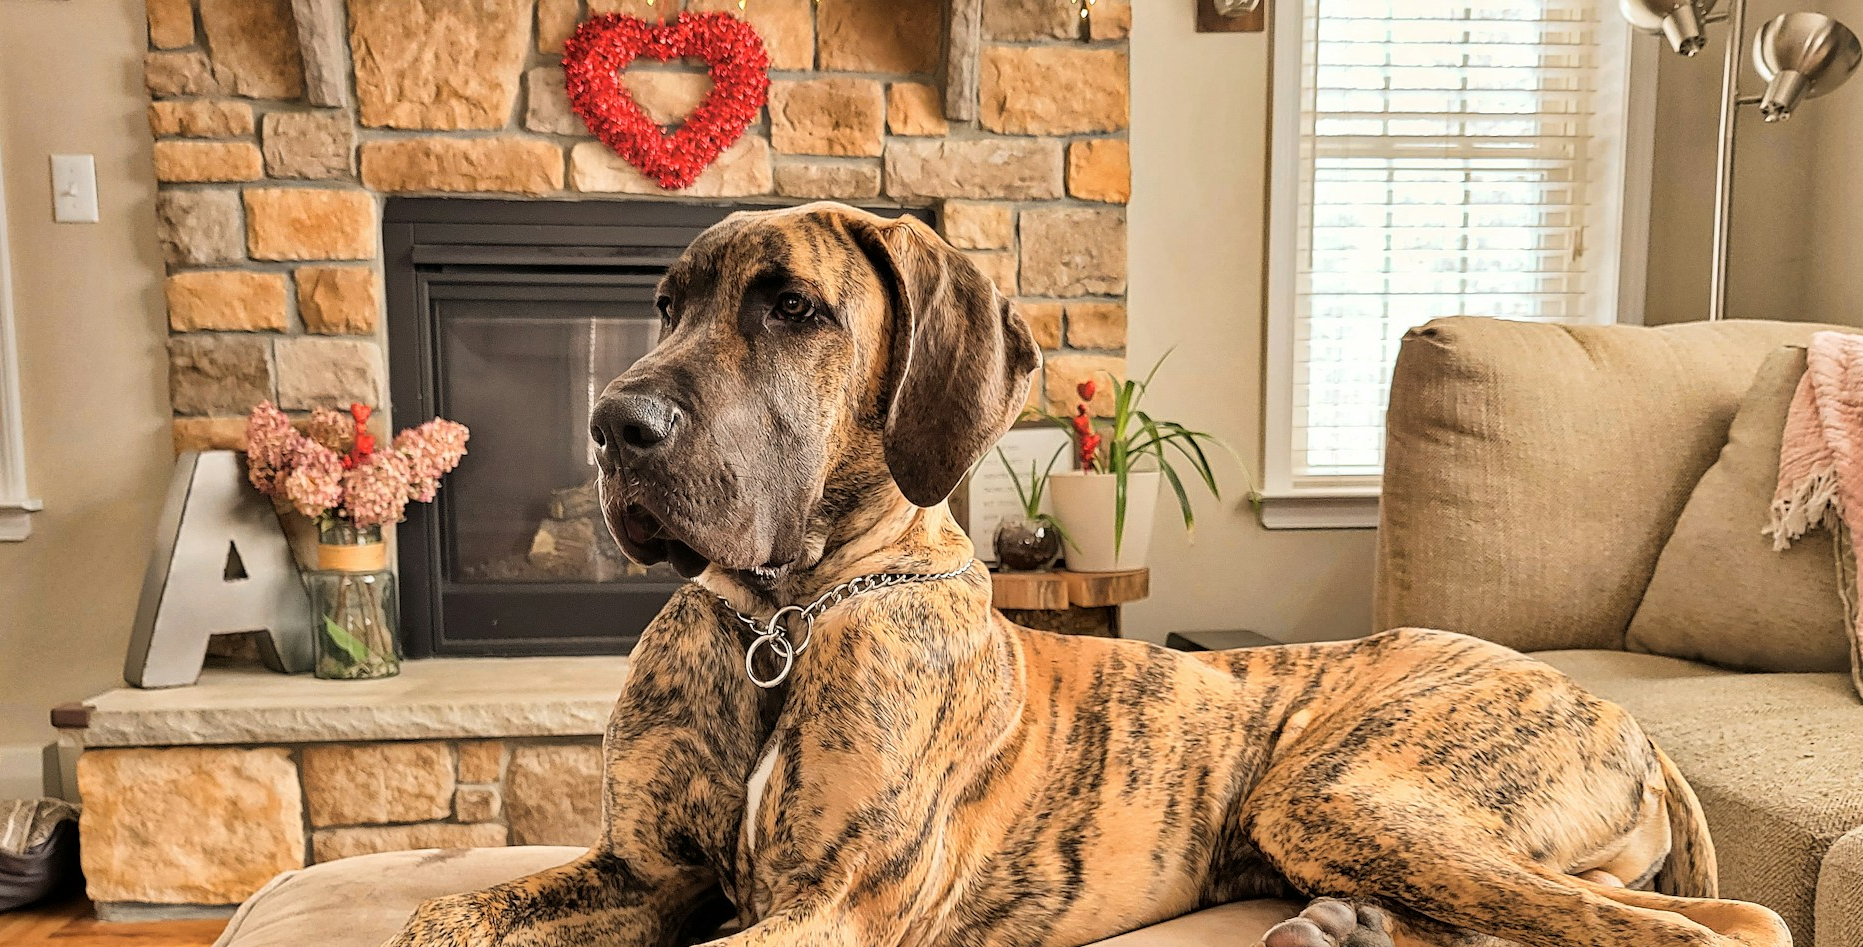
386,199 -> 750,657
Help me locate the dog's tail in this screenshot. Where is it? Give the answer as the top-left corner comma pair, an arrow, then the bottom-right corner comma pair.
1654,742 -> 1719,899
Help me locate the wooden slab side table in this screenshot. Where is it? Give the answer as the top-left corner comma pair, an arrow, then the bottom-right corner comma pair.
991,568 -> 1149,638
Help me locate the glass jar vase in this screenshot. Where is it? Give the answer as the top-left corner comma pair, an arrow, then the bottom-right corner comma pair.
993,516 -> 1062,572
307,521 -> 401,680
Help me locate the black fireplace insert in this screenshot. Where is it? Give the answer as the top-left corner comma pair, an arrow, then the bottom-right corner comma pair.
386,198 -> 927,657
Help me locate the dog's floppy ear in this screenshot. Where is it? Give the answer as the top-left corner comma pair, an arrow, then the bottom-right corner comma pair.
852,215 -> 1040,508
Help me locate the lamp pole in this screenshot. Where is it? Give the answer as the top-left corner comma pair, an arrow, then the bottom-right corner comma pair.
1707,0 -> 1745,322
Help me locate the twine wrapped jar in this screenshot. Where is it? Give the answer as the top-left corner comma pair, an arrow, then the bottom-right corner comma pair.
307,521 -> 400,680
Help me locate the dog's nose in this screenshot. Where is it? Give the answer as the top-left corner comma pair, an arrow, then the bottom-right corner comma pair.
591,392 -> 679,457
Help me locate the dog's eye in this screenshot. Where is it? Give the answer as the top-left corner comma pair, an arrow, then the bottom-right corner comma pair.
773,292 -> 815,322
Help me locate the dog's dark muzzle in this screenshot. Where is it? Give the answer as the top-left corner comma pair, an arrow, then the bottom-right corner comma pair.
590,390 -> 680,469
590,387 -> 715,578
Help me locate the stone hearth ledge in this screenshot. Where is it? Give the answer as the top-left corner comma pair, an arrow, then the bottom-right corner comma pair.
60,657 -> 630,748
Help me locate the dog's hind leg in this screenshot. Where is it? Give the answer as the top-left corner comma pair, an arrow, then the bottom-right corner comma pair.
1247,801 -> 1790,947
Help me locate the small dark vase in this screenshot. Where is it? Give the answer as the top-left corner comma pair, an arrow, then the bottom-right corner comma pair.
994,516 -> 1062,571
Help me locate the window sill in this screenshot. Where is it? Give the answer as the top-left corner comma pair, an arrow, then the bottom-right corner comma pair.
0,498 -> 42,542
1254,491 -> 1379,530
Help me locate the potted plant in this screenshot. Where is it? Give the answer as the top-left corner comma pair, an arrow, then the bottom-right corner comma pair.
245,402 -> 469,679
1045,355 -> 1230,572
993,445 -> 1069,571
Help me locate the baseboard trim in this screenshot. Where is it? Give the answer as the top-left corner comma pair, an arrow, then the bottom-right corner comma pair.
95,902 -> 239,922
0,742 -> 46,799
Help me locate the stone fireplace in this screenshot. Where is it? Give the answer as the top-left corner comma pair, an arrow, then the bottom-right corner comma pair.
156,0 -> 1134,462
72,0 -> 1134,915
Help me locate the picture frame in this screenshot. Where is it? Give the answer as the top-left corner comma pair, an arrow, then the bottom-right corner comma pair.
951,425 -> 1073,566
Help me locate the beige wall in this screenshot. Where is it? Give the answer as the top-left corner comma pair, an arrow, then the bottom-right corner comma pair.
0,0 -> 171,790
1644,0 -> 1863,327
1122,0 -> 1378,645
1809,0 -> 1863,324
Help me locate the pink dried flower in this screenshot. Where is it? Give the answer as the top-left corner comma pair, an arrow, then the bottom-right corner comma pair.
305,407 -> 356,454
244,402 -> 296,495
245,401 -> 469,527
394,419 -> 470,503
280,449 -> 344,518
342,452 -> 412,527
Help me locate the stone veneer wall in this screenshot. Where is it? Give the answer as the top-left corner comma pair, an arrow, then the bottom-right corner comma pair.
79,737 -> 603,906
148,0 -> 1135,454
110,0 -> 1132,909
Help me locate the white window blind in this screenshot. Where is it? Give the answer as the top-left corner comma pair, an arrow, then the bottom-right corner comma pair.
1267,0 -> 1647,509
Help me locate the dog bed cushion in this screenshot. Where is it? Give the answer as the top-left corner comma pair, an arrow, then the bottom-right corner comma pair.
212,846 -> 1301,947
0,799 -> 80,911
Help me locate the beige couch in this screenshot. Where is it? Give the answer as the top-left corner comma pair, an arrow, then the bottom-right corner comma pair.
1378,316 -> 1863,947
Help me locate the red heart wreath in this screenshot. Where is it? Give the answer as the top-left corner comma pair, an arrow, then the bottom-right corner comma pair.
563,12 -> 770,191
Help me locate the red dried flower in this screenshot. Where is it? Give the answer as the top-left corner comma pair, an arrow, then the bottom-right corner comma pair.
1079,432 -> 1102,472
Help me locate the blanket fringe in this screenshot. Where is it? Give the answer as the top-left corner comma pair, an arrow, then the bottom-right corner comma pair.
1767,466 -> 1844,551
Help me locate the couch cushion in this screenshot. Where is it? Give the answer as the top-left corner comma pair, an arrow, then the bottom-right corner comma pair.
1536,651 -> 1863,944
1378,317 -> 1853,652
1820,827 -> 1863,947
1530,649 -> 1739,685
1626,347 -> 1852,673
213,846 -> 587,947
212,846 -> 1299,947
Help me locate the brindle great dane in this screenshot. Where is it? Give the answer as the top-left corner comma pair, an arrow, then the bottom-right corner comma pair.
385,203 -> 1791,947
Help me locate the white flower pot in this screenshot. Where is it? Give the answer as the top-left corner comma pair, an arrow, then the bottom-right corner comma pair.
1048,470 -> 1160,572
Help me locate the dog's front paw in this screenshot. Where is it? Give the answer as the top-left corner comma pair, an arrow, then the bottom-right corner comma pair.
1256,898 -> 1395,947
381,893 -> 506,947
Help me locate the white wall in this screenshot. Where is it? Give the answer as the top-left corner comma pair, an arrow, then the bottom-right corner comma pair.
0,0 -> 172,794
1122,0 -> 1378,644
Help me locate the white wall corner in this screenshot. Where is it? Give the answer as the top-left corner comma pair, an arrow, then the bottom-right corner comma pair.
0,121 -> 38,542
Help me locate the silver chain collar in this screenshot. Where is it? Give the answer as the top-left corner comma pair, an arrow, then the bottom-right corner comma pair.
723,561 -> 976,689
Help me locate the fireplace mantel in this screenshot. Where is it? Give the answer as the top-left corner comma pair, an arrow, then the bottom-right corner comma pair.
57,656 -> 628,748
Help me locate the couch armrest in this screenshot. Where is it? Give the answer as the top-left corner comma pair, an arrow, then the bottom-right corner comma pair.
1820,826 -> 1863,947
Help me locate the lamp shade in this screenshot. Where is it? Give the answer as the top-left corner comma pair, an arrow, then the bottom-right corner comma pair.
1621,0 -> 1716,55
1754,13 -> 1862,121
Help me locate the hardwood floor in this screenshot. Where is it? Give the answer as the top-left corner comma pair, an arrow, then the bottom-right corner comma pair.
0,896 -> 227,947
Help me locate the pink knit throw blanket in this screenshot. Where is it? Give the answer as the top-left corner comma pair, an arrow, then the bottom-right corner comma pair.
1766,331 -> 1863,697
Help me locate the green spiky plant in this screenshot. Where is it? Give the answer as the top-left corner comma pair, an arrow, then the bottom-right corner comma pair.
996,443 -> 1070,543
1046,352 -> 1240,556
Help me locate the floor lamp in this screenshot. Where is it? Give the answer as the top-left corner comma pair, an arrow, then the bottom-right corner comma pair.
1620,0 -> 1862,321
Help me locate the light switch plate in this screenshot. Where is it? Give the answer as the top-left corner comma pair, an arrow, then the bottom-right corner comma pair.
50,154 -> 99,223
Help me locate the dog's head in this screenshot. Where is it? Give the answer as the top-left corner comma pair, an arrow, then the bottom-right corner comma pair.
591,202 -> 1039,587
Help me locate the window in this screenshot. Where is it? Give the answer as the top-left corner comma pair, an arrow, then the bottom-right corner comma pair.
0,137 -> 37,542
1262,0 -> 1653,528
